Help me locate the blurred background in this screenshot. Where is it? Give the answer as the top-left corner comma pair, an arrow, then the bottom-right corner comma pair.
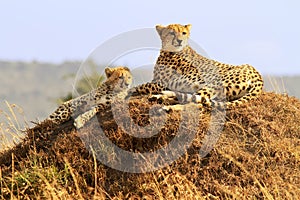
0,0 -> 299,139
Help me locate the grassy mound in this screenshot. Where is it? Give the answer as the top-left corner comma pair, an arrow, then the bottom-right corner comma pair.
0,92 -> 299,199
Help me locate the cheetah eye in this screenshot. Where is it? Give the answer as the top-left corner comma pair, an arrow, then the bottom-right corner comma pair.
182,32 -> 187,35
169,31 -> 176,35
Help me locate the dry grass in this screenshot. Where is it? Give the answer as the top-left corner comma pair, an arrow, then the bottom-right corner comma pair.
0,101 -> 25,151
0,92 -> 299,199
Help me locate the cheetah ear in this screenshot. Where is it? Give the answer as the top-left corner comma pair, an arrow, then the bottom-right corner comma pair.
123,67 -> 130,71
156,24 -> 165,36
185,24 -> 192,31
105,67 -> 114,77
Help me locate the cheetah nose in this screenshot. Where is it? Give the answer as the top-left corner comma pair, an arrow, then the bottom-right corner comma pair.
177,39 -> 183,45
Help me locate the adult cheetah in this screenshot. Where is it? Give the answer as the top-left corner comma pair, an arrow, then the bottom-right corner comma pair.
129,24 -> 263,111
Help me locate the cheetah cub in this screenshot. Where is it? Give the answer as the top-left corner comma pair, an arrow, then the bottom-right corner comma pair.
47,66 -> 132,128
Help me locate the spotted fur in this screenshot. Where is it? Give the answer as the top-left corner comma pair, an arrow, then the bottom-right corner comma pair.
130,24 -> 263,111
48,66 -> 132,127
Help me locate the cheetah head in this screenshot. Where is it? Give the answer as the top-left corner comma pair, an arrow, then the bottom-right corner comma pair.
156,24 -> 191,52
105,66 -> 132,91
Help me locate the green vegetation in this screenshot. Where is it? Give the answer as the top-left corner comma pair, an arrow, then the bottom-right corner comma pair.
0,92 -> 299,199
58,60 -> 105,103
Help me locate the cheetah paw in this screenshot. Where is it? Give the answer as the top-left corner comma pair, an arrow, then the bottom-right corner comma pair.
162,105 -> 185,112
148,94 -> 164,101
74,118 -> 85,129
149,94 -> 177,103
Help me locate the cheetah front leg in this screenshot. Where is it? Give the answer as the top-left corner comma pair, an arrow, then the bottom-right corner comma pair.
162,102 -> 204,113
157,86 -> 224,112
150,90 -> 179,101
149,90 -> 198,112
74,107 -> 97,129
73,104 -> 106,129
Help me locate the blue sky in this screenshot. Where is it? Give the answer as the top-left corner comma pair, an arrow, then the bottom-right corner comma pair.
1,0 -> 300,75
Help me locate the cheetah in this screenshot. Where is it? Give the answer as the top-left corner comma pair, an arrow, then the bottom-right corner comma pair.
129,24 -> 263,111
47,66 -> 132,128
